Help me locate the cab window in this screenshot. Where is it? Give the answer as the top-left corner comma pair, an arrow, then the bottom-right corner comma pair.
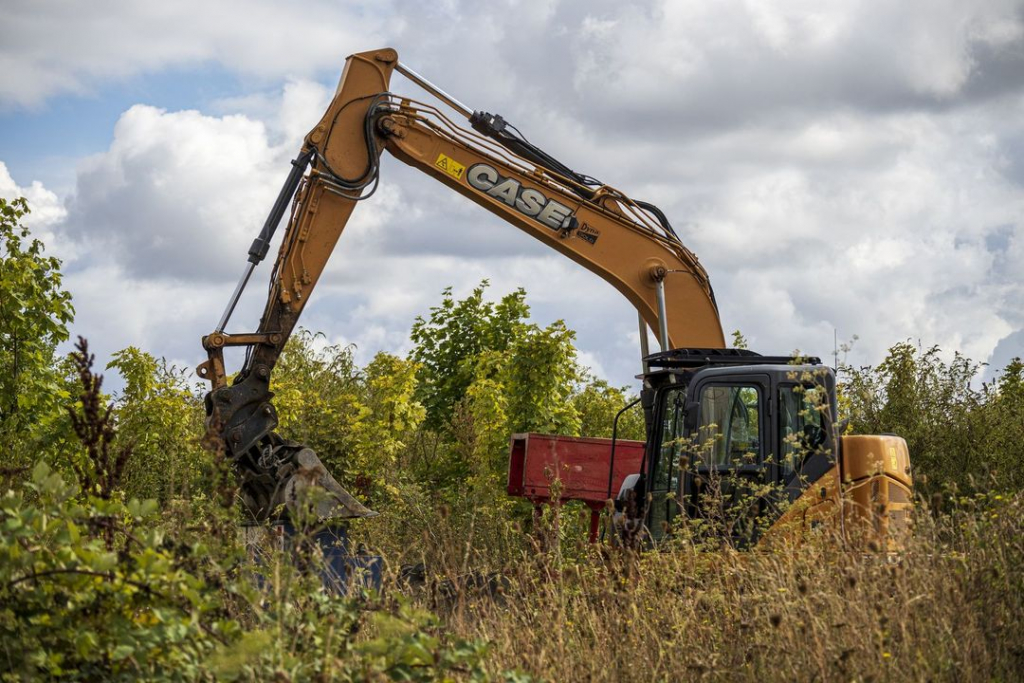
697,385 -> 761,467
778,384 -> 828,477
653,388 -> 686,491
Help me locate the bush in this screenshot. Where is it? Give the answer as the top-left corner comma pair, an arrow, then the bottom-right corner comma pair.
842,341 -> 1024,493
0,197 -> 75,476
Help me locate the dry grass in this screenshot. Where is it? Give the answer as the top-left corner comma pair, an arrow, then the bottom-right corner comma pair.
358,491 -> 1024,682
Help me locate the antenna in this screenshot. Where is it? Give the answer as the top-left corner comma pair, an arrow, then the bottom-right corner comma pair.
833,328 -> 838,371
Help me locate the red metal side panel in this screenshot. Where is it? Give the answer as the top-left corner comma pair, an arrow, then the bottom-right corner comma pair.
507,437 -> 527,497
506,433 -> 645,506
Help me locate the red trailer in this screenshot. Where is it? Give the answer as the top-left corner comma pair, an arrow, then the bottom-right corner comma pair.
507,433 -> 645,542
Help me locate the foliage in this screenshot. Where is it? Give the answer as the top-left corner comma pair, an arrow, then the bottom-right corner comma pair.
101,346 -> 208,503
842,341 -> 1024,492
271,330 -> 364,479
1,341 -> 491,682
572,377 -> 645,442
410,282 -> 586,492
730,329 -> 749,349
0,345 -> 235,680
973,358 -> 1024,491
350,352 -> 426,496
410,281 -> 530,432
270,331 -> 426,506
460,322 -> 582,478
0,462 -> 234,681
0,462 -> 491,682
3,206 -> 1022,680
499,319 -> 580,437
28,355 -> 86,482
0,196 -> 75,473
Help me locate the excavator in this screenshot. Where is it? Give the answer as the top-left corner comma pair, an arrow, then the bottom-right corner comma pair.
198,47 -> 912,551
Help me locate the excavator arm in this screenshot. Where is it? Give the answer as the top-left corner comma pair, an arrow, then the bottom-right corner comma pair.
198,47 -> 724,522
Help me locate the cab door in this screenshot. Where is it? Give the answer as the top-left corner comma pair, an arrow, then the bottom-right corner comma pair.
775,380 -> 838,532
680,375 -> 771,547
645,385 -> 688,542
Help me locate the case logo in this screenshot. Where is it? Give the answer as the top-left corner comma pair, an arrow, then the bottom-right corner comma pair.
466,163 -> 576,232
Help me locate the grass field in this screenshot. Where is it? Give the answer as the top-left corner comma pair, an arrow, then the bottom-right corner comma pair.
349,490 -> 1024,682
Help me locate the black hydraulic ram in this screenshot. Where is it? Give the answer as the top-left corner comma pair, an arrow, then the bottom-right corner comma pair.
215,148 -> 315,332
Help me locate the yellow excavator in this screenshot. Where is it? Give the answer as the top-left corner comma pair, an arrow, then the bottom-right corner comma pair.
198,47 -> 912,549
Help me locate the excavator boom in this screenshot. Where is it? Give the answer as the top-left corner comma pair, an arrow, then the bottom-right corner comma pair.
199,47 -> 724,522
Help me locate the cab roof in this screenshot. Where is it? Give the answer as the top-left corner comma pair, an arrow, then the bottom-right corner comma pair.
644,348 -> 822,370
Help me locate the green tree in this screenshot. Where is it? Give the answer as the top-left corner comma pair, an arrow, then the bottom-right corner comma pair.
842,342 -> 983,492
572,377 -> 645,442
500,319 -> 580,436
271,332 -> 428,505
410,281 -> 528,431
0,197 -> 75,472
974,358 -> 1024,490
410,283 -> 583,483
105,348 -> 207,503
271,329 -> 364,479
351,352 -> 426,500
461,350 -> 512,473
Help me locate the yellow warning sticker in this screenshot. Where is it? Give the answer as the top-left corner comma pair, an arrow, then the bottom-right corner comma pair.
435,153 -> 466,181
888,446 -> 898,471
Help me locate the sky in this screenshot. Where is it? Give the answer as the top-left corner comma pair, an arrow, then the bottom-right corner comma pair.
2,0 -> 1023,393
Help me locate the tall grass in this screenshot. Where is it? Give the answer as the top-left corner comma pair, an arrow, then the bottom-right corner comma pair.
357,491 -> 1024,681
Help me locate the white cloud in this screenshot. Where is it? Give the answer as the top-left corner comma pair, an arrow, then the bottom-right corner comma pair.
6,0 -> 1024,389
59,79 -> 367,284
683,106 -> 1024,367
0,161 -> 67,229
0,1 -> 389,108
566,0 -> 1024,126
0,161 -> 70,263
64,105 -> 278,280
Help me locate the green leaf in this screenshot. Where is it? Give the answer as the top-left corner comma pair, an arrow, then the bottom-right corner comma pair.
111,644 -> 135,661
32,461 -> 51,483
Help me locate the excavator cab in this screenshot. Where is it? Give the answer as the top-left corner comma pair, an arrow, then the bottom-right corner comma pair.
632,348 -> 912,549
638,349 -> 838,546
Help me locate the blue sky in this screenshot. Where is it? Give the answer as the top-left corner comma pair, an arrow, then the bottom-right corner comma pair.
1,68 -> 250,196
2,0 -> 1023,393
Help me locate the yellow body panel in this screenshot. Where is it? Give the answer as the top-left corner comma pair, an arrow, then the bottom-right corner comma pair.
841,435 -> 913,549
762,434 -> 913,549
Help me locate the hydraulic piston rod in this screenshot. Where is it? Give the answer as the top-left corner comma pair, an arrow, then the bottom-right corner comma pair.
655,278 -> 670,351
396,62 -> 474,119
638,312 -> 651,374
216,262 -> 256,333
215,150 -> 313,332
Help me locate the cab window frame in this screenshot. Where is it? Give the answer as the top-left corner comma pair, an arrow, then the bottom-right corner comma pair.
692,380 -> 767,473
650,385 -> 687,493
776,381 -> 832,480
